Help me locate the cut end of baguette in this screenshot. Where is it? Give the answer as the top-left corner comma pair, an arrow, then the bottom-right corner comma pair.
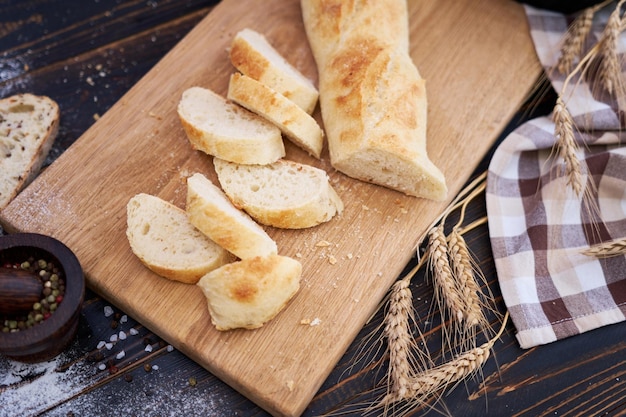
186,172 -> 278,259
227,72 -> 323,159
177,86 -> 285,165
230,28 -> 319,114
214,157 -> 343,229
197,254 -> 302,331
0,93 -> 60,210
333,147 -> 447,201
126,193 -> 233,284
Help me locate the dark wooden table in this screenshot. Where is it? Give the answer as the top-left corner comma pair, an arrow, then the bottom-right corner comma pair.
1,1 -> 625,416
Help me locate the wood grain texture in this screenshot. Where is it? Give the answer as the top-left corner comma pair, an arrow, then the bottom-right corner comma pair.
0,0 -> 541,416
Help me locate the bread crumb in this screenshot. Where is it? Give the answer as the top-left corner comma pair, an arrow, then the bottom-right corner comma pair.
362,204 -> 369,210
346,253 -> 353,260
295,252 -> 302,258
286,380 -> 295,392
328,255 -> 337,265
315,240 -> 332,247
93,113 -> 100,121
300,317 -> 321,326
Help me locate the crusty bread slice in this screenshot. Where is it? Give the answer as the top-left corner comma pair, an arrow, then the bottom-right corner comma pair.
197,254 -> 301,331
126,193 -> 233,284
228,72 -> 324,159
177,86 -> 285,165
213,157 -> 343,229
301,0 -> 448,200
0,93 -> 60,210
186,172 -> 278,259
229,28 -> 319,115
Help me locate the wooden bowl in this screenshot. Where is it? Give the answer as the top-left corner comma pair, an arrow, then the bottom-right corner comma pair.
0,233 -> 84,362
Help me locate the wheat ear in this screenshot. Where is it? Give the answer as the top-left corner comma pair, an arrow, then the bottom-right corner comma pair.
598,0 -> 626,97
582,237 -> 626,258
384,277 -> 421,399
557,6 -> 596,75
427,224 -> 465,325
552,96 -> 584,196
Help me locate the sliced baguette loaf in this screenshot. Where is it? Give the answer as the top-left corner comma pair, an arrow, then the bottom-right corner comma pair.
177,86 -> 285,165
214,157 -> 343,229
186,172 -> 277,259
197,254 -> 302,331
229,28 -> 319,115
301,0 -> 448,200
126,193 -> 233,284
0,93 -> 60,210
227,72 -> 324,159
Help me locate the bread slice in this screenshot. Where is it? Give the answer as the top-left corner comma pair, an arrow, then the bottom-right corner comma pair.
0,93 -> 60,210
229,28 -> 319,115
301,0 -> 448,200
214,157 -> 343,229
227,73 -> 324,159
126,193 -> 233,284
186,172 -> 277,259
197,254 -> 302,330
177,86 -> 285,165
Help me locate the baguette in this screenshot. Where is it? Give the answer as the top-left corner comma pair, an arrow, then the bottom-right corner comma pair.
213,157 -> 343,229
197,254 -> 302,331
186,172 -> 278,259
229,28 -> 319,115
0,93 -> 60,210
227,72 -> 324,159
301,0 -> 447,200
126,193 -> 232,284
177,86 -> 285,165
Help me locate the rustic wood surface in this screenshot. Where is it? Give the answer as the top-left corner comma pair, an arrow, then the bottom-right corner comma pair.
0,1 -> 625,417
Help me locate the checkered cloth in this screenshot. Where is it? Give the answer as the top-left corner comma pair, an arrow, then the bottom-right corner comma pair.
486,4 -> 626,349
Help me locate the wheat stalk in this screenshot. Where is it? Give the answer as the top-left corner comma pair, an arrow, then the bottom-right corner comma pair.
381,312 -> 509,406
582,237 -> 626,257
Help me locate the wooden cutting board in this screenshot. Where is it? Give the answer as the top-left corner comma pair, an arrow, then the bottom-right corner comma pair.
0,0 -> 541,415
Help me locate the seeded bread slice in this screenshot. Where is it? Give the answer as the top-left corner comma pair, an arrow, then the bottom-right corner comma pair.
228,72 -> 324,159
126,193 -> 233,284
229,28 -> 319,115
177,86 -> 285,165
0,93 -> 60,210
197,254 -> 302,331
186,172 -> 278,259
214,157 -> 343,229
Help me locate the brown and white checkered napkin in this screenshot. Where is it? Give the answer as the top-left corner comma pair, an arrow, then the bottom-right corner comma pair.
486,4 -> 626,349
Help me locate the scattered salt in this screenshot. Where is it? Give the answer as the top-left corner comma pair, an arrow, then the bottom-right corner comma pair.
120,315 -> 128,323
118,331 -> 127,340
116,351 -> 125,360
129,328 -> 139,336
103,305 -> 114,317
151,365 -> 159,371
105,342 -> 113,350
145,345 -> 153,353
98,363 -> 106,371
109,334 -> 118,343
96,341 -> 106,349
167,345 -> 174,352
310,318 -> 322,326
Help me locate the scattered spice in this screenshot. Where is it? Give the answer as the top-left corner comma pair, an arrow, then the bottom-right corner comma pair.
188,376 -> 197,387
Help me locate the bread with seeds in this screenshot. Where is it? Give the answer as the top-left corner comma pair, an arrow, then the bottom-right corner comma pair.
0,93 -> 60,210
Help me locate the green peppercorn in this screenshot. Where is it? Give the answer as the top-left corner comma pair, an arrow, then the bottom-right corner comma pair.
37,259 -> 47,270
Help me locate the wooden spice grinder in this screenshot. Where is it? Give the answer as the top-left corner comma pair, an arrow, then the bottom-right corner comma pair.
0,268 -> 44,315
